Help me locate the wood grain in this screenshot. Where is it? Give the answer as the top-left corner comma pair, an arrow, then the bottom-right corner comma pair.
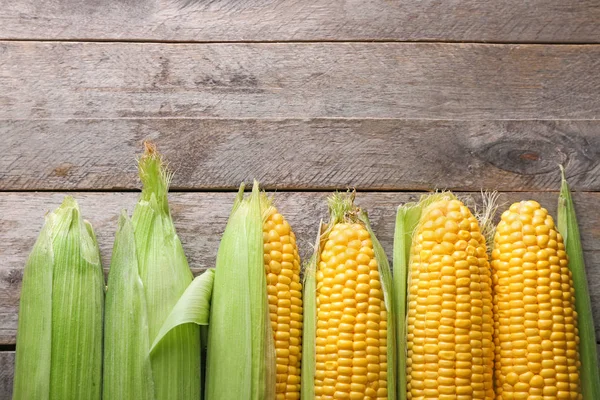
0,0 -> 599,43
0,352 -> 14,399
1,42 -> 599,120
2,191 -> 600,345
2,119 -> 600,192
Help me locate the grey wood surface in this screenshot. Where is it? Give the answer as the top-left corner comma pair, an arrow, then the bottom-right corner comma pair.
2,191 -> 600,346
2,0 -> 600,395
1,42 -> 599,120
2,119 -> 600,192
1,0 -> 599,43
0,352 -> 14,399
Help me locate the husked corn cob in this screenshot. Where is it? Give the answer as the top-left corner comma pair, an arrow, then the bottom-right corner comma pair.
492,200 -> 581,400
306,193 -> 396,400
406,197 -> 494,400
315,221 -> 388,399
264,207 -> 303,399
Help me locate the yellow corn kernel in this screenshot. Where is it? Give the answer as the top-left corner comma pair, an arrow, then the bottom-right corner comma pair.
265,207 -> 303,399
492,200 -> 581,400
407,199 -> 494,400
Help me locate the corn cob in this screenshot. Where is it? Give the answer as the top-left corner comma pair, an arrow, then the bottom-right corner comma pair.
406,195 -> 494,400
303,192 -> 396,400
492,200 -> 581,399
263,204 -> 303,399
103,143 -> 201,400
395,193 -> 495,400
207,182 -> 303,399
13,196 -> 104,400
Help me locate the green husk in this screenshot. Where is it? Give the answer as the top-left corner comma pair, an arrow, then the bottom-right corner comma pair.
104,143 -> 200,400
393,192 -> 456,400
205,181 -> 276,400
104,212 -> 155,400
557,166 -> 600,400
300,220 -> 324,400
13,196 -> 104,400
151,269 -> 215,352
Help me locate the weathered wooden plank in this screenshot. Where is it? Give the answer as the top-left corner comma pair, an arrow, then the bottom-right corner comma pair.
1,42 -> 599,120
2,191 -> 600,344
0,352 -> 14,399
0,0 -> 599,43
2,119 -> 600,192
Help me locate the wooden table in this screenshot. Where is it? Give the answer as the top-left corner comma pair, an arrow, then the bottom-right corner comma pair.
1,1 -> 600,396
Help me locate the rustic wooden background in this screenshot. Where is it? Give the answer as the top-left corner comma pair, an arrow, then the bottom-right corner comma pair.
1,0 -> 600,396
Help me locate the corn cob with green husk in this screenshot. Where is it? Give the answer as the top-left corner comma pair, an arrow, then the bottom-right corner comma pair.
206,181 -> 303,400
13,196 -> 104,400
557,167 -> 600,400
394,193 -> 495,400
104,142 -> 213,400
302,192 -> 396,400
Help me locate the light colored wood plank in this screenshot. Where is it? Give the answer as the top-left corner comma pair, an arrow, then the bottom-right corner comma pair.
2,119 -> 600,191
1,42 -> 599,120
2,191 -> 600,344
1,0 -> 599,43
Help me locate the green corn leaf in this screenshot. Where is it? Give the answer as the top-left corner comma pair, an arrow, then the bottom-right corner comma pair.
557,166 -> 600,400
13,196 -> 104,400
300,220 -> 324,400
359,210 -> 397,400
393,203 -> 420,400
205,181 -> 276,400
151,269 -> 215,352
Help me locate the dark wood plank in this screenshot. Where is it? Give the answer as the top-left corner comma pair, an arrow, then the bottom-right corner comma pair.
1,0 -> 599,43
1,42 -> 599,120
0,352 -> 14,399
2,191 -> 600,344
2,119 -> 600,191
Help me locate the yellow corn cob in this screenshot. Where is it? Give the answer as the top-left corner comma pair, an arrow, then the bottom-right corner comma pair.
492,200 -> 581,400
315,221 -> 388,400
406,198 -> 494,400
264,207 -> 303,400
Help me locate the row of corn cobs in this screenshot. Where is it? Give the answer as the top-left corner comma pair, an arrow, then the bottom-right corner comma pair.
13,143 -> 599,400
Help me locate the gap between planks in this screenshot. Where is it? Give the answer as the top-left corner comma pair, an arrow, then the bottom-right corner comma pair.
3,39 -> 600,46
